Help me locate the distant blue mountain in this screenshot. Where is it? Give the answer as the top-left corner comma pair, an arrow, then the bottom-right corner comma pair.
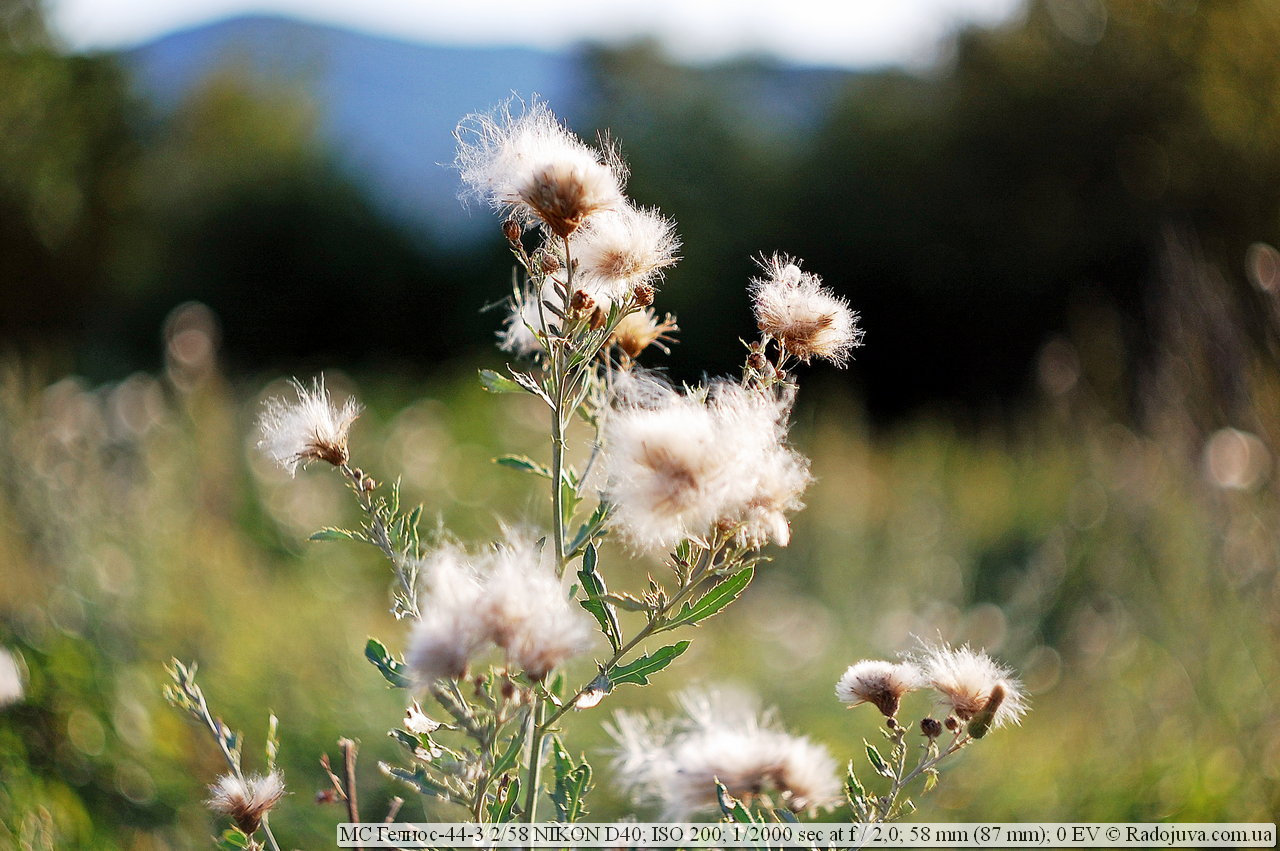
125,15 -> 583,242
124,15 -> 848,244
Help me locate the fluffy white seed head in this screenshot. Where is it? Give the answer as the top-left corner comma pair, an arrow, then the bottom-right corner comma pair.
916,642 -> 1027,728
569,203 -> 680,304
409,537 -> 595,684
456,99 -> 625,237
406,548 -> 488,685
476,537 -> 595,680
835,660 -> 926,718
207,771 -> 286,835
608,690 -> 841,820
257,377 -> 361,475
601,375 -> 810,552
750,254 -> 863,366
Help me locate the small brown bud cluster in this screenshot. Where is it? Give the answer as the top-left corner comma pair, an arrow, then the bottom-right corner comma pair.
632,283 -> 655,307
351,468 -> 376,492
920,717 -> 943,739
568,289 -> 596,319
502,218 -> 522,244
539,252 -> 561,275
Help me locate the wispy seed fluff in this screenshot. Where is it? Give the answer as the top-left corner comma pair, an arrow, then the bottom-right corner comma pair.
601,374 -> 810,552
569,203 -> 680,304
407,538 -> 594,684
207,771 -> 286,835
500,277 -> 562,356
750,254 -> 863,366
610,308 -> 679,362
835,660 -> 926,719
608,690 -> 841,820
476,537 -> 595,680
455,99 -> 625,238
257,377 -> 361,474
916,642 -> 1027,729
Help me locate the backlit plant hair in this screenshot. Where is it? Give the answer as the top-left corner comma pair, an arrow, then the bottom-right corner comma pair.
164,98 -> 1025,840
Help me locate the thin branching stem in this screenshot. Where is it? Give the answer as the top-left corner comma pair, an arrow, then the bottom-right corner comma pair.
870,728 -> 968,823
191,689 -> 283,851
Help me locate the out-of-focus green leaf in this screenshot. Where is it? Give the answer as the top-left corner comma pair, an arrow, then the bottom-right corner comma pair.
364,637 -> 412,688
478,369 -> 522,394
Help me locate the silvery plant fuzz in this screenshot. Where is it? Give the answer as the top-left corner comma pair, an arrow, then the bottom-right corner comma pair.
164,98 -> 1025,847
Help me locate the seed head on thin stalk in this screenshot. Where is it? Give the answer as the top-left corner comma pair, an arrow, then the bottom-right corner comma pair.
207,771 -> 286,836
750,254 -> 863,366
915,642 -> 1027,730
835,660 -> 926,719
257,377 -> 360,475
455,98 -> 625,238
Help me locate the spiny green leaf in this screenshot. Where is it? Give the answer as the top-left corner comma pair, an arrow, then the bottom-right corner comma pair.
495,454 -> 552,478
479,369 -> 522,394
549,737 -> 592,822
364,638 -> 412,688
382,763 -> 451,799
665,566 -> 754,629
488,776 -> 520,823
491,721 -> 528,777
567,501 -> 611,556
845,761 -> 866,801
610,641 -> 690,687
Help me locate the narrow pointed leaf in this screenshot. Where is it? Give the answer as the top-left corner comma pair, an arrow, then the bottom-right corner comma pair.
488,777 -> 521,822
364,637 -> 412,688
491,722 -> 528,777
494,454 -> 552,478
610,641 -> 690,687
665,566 -> 754,629
479,369 -> 522,394
309,527 -> 364,543
577,544 -> 621,651
864,740 -> 893,778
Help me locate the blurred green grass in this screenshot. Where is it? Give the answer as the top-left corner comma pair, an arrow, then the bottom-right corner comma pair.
1,335 -> 1278,847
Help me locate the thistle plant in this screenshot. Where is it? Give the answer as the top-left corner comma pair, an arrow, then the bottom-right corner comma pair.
165,98 -> 1026,841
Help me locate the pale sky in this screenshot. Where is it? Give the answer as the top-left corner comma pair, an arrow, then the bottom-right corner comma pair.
49,0 -> 1025,68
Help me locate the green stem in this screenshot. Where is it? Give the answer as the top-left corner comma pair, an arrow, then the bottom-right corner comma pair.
194,693 -> 283,851
540,543 -> 723,731
871,730 -> 967,823
522,697 -> 547,825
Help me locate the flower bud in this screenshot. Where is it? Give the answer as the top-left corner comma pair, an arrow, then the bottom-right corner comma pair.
965,683 -> 1005,739
540,252 -> 562,275
944,716 -> 960,732
502,219 -> 522,244
920,717 -> 943,739
632,283 -> 655,307
747,352 -> 767,371
569,289 -> 595,318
